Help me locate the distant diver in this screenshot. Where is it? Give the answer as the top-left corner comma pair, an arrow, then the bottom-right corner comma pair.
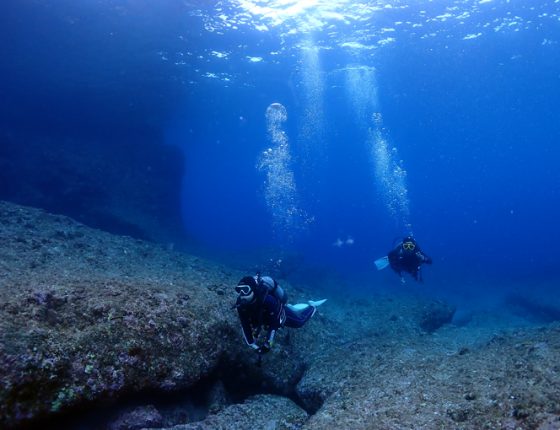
234,274 -> 326,363
375,236 -> 432,282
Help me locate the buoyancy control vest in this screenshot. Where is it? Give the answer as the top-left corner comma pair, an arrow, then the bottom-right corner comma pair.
256,275 -> 288,305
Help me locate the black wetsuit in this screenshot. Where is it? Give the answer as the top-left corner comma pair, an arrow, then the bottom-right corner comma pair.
388,243 -> 432,281
237,289 -> 286,347
236,277 -> 316,349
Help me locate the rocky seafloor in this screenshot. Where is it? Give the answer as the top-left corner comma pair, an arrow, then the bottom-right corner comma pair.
1,200 -> 560,430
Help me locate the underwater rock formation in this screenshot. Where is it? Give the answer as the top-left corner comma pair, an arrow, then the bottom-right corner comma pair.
418,300 -> 456,333
2,201 -> 560,429
505,293 -> 560,324
146,395 -> 308,430
108,405 -> 163,430
297,321 -> 560,430
0,131 -> 186,244
0,201 -> 311,428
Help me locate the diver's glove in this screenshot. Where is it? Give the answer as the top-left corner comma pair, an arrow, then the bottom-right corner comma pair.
258,340 -> 273,354
418,254 -> 432,264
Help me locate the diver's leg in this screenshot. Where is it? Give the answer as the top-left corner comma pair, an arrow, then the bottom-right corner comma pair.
284,305 -> 316,328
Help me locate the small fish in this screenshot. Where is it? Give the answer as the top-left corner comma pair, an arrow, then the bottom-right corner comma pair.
333,238 -> 344,247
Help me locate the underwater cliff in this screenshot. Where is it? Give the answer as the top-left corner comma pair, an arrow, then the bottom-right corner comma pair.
0,132 -> 186,245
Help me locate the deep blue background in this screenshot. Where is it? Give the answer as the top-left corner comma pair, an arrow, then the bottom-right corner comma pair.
2,0 -> 559,301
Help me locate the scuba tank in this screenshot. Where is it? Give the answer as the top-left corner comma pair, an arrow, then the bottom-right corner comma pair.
256,274 -> 288,304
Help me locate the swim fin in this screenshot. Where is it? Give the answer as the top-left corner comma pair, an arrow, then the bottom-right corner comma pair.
287,299 -> 327,311
308,299 -> 327,307
374,256 -> 390,270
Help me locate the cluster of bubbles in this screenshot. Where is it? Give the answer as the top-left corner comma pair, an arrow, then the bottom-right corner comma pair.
258,103 -> 308,242
369,112 -> 412,232
342,64 -> 412,232
344,65 -> 378,126
257,47 -> 414,242
265,102 -> 288,145
298,41 -> 325,151
295,39 -> 328,204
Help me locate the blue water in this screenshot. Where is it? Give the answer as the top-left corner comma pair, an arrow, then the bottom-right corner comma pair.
2,1 -> 560,304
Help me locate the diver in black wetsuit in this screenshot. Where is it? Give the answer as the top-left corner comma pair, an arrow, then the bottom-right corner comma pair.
387,236 -> 432,282
234,274 -> 326,356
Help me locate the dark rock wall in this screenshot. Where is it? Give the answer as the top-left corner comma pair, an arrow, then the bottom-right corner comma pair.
0,131 -> 186,244
1,1 -> 189,246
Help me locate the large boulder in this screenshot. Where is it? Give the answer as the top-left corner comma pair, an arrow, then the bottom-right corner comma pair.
417,300 -> 456,333
0,201 -> 314,429
147,394 -> 308,430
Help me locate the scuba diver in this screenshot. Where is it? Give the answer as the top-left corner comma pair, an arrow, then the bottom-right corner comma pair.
234,274 -> 326,362
375,236 -> 432,282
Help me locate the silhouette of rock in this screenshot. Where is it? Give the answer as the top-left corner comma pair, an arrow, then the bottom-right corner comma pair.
0,131 -> 186,244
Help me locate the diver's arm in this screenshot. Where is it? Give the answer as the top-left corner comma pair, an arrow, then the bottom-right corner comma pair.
417,250 -> 432,264
238,311 -> 258,349
258,300 -> 284,353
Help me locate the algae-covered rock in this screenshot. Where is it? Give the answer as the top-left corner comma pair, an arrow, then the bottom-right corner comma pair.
3,201 -> 560,430
0,201 -> 319,428
0,201 -> 241,428
418,300 -> 456,333
108,404 -> 163,430
146,394 -> 308,430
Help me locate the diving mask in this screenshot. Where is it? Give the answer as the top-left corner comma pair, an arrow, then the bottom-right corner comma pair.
403,241 -> 416,251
